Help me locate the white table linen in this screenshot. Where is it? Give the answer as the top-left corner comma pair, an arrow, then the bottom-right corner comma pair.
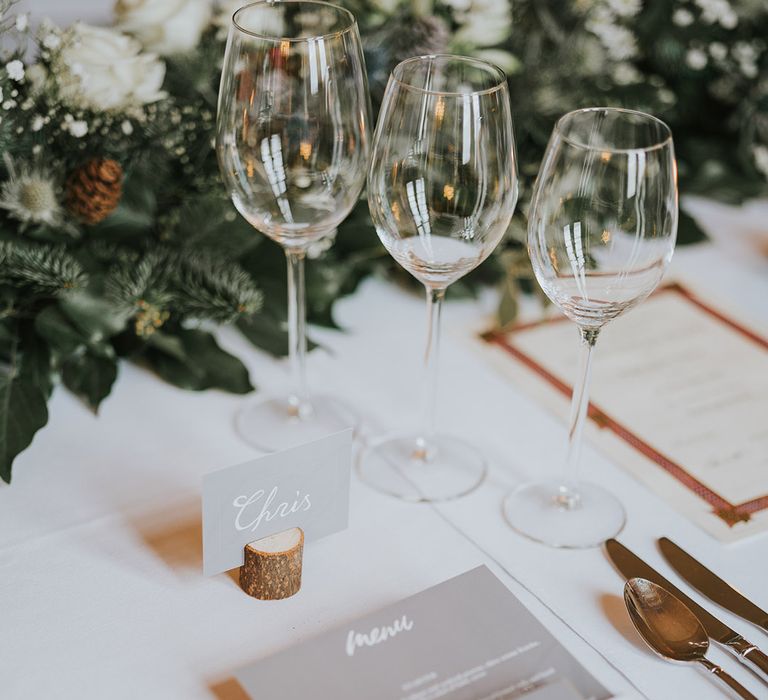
2,1 -> 768,694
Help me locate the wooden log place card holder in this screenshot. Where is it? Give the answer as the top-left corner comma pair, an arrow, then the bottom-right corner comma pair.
202,429 -> 352,600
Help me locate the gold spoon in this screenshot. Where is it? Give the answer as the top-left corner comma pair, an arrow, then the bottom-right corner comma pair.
624,577 -> 757,699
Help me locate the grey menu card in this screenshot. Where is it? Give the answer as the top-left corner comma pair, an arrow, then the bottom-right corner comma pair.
235,566 -> 611,700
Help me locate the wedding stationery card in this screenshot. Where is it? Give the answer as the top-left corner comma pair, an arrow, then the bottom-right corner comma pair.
481,284 -> 768,542
202,428 -> 352,575
235,566 -> 610,700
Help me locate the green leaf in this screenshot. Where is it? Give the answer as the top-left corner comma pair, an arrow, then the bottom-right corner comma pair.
61,352 -> 118,413
237,313 -> 319,357
59,291 -> 130,341
21,324 -> 53,399
237,313 -> 289,357
677,209 -> 708,246
144,328 -> 254,394
0,337 -> 49,483
497,279 -> 520,328
34,305 -> 86,356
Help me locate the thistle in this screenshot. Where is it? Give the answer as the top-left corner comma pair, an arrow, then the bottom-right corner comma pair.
0,155 -> 63,228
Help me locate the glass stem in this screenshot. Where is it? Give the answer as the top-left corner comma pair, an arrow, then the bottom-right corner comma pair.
557,327 -> 599,509
286,249 -> 310,418
415,286 -> 445,460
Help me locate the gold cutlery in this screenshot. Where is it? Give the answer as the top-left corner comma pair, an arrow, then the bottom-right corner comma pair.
660,537 -> 768,634
605,539 -> 768,685
624,578 -> 757,699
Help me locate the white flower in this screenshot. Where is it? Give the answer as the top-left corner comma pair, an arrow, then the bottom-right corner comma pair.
5,60 -> 24,82
368,0 -> 402,13
607,0 -> 642,18
472,49 -> 521,74
0,156 -> 63,227
307,229 -> 337,259
686,48 -> 708,70
672,9 -> 694,26
213,1 -> 287,40
65,119 -> 89,137
452,0 -> 512,47
694,0 -> 738,28
719,9 -> 738,29
121,119 -> 134,135
709,42 -> 727,61
26,63 -> 47,96
42,33 -> 62,50
115,0 -> 211,55
15,14 -> 28,32
613,62 -> 641,85
586,18 -> 638,61
31,115 -> 44,131
753,145 -> 768,179
53,23 -> 166,112
658,88 -> 676,104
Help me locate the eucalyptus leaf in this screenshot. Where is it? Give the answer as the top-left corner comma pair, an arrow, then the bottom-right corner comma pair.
60,291 -> 131,341
145,328 -> 254,394
0,336 -> 49,483
497,280 -> 520,329
35,305 -> 86,356
62,352 -> 118,413
677,208 -> 708,245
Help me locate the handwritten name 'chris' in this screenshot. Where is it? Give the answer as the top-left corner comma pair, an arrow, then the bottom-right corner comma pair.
232,487 -> 311,532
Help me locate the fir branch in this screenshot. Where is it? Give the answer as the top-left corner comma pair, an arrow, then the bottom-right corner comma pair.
0,241 -> 87,296
104,247 -> 263,325
170,253 -> 264,323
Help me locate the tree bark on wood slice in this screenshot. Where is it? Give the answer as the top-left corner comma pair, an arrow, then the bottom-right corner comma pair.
239,527 -> 304,600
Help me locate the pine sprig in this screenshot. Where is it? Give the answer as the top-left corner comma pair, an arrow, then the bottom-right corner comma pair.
171,253 -> 264,323
0,241 -> 87,296
105,247 -> 262,325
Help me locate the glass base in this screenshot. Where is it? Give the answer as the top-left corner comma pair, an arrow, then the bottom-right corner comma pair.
357,432 -> 487,503
235,395 -> 357,452
503,479 -> 626,548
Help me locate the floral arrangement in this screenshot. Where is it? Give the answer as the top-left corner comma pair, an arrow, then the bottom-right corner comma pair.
0,0 -> 764,482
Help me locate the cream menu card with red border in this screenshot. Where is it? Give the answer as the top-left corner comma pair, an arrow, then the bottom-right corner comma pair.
482,284 -> 768,542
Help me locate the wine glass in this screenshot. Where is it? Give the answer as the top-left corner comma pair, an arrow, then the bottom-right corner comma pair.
504,107 -> 678,547
216,1 -> 370,451
360,55 -> 518,502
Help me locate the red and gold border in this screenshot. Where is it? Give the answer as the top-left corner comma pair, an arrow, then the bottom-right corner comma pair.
483,284 -> 768,527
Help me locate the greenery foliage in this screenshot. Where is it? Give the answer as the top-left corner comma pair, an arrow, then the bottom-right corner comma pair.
0,0 -> 764,481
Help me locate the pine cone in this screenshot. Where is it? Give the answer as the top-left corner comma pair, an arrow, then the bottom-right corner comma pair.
65,158 -> 124,225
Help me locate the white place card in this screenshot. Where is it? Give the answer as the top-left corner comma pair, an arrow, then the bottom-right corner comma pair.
481,284 -> 768,542
202,428 -> 352,575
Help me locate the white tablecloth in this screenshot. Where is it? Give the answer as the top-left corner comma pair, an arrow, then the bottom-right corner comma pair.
3,3 -> 768,696
1,194 -> 767,699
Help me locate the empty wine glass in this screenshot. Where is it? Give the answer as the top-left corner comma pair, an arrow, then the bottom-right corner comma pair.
360,55 -> 518,502
504,107 -> 678,547
216,1 -> 370,450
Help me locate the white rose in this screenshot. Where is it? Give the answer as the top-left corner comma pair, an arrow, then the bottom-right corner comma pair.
115,0 -> 211,55
54,23 -> 166,112
453,0 -> 511,47
213,1 -> 287,40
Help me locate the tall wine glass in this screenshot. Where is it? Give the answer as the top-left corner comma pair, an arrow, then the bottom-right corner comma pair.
216,1 -> 370,450
504,107 -> 678,547
360,55 -> 518,502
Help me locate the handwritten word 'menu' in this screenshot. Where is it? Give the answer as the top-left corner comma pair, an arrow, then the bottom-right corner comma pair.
345,615 -> 414,657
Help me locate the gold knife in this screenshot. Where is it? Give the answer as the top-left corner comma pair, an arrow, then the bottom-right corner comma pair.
605,539 -> 768,685
660,537 -> 768,634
